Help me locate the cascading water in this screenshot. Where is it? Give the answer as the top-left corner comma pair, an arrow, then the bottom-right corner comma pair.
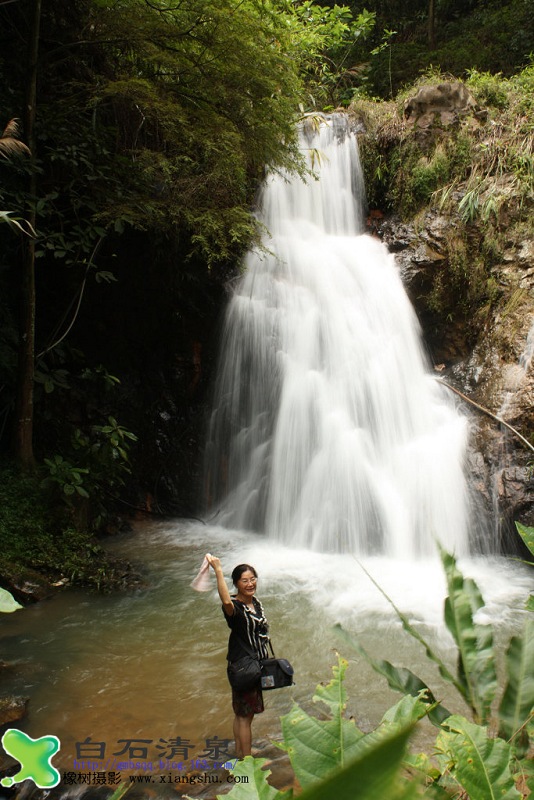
205,114 -> 470,557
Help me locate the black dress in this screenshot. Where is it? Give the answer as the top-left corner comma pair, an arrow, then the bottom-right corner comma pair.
223,596 -> 269,716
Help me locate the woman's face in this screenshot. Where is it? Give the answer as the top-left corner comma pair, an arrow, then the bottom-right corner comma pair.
236,569 -> 257,598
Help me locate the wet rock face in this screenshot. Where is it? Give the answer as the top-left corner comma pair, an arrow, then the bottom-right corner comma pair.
377,212 -> 471,364
375,209 -> 534,553
453,296 -> 534,552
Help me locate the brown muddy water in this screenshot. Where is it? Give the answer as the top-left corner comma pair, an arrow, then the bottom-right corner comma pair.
0,519 -> 532,787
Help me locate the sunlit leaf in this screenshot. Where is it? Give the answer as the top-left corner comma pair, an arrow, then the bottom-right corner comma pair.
0,586 -> 22,613
515,522 -> 534,557
218,756 -> 284,800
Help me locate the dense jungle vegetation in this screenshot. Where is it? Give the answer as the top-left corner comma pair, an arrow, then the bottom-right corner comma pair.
0,0 -> 533,588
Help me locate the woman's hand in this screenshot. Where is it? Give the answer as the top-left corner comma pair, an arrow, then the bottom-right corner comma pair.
206,554 -> 222,572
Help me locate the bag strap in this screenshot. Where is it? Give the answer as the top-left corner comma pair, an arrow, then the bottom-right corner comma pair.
236,636 -> 259,660
235,635 -> 276,659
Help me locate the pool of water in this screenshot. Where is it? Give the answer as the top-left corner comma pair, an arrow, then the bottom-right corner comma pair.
1,519 -> 532,776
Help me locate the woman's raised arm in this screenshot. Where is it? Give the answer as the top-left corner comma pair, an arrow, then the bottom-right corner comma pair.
206,554 -> 234,616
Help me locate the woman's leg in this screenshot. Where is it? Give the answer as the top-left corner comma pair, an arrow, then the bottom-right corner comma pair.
233,713 -> 254,758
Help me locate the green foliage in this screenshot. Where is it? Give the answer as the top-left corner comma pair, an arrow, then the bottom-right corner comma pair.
294,724 -> 418,800
355,63 -> 532,340
335,625 -> 452,726
339,559 -> 462,702
465,69 -> 510,110
498,619 -> 534,755
0,0 -> 376,519
217,757 -> 282,800
408,146 -> 452,213
336,550 -> 533,793
364,0 -> 534,98
0,463 -> 126,589
285,2 -> 377,107
41,454 -> 90,501
342,551 -> 531,738
216,552 -> 532,800
41,413 -> 138,530
280,657 -> 364,786
440,547 -> 497,723
515,522 -> 534,557
514,522 -> 534,611
435,715 -> 522,800
219,659 -> 424,800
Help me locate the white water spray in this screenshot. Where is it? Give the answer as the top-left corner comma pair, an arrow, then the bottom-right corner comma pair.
205,115 -> 470,557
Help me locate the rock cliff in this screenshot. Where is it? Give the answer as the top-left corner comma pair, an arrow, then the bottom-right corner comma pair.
355,77 -> 534,554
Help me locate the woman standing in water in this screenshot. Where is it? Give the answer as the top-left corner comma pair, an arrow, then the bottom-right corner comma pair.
206,555 -> 269,758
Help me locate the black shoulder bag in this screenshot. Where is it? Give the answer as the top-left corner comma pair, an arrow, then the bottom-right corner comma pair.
227,638 -> 294,692
227,650 -> 262,692
260,641 -> 295,691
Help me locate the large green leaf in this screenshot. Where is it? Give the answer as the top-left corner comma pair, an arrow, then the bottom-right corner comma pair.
280,655 -> 365,787
295,724 -> 418,800
0,586 -> 22,613
436,715 -> 521,800
515,522 -> 534,557
217,756 -> 287,800
335,624 -> 452,725
440,548 -> 497,723
514,525 -> 534,609
498,617 -> 534,755
280,701 -> 364,787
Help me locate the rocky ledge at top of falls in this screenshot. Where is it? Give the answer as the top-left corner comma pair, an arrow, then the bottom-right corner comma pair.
376,208 -> 534,553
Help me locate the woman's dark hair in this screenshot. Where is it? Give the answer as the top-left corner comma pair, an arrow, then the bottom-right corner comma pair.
231,563 -> 258,586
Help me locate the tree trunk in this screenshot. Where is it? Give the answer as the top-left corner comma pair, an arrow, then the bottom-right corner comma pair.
428,0 -> 436,48
14,0 -> 41,469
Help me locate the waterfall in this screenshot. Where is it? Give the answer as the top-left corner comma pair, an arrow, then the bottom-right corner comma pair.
205,114 -> 470,557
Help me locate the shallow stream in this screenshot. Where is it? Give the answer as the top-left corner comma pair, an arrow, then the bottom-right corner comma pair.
1,519 -> 532,775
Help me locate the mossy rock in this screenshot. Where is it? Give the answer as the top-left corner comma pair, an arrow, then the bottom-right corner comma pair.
0,695 -> 28,727
0,563 -> 55,605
